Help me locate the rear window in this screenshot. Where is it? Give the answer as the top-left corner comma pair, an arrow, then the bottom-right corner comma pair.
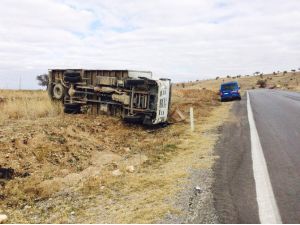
221,83 -> 238,91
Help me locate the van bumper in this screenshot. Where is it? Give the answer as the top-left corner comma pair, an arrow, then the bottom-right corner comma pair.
221,93 -> 241,101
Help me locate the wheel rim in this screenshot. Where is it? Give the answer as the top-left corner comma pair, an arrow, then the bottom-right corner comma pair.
53,84 -> 64,100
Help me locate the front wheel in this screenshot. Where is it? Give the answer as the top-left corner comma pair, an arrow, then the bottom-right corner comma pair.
53,83 -> 65,100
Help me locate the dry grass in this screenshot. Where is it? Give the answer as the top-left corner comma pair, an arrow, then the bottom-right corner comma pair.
0,90 -> 62,124
80,101 -> 232,224
0,87 -> 226,223
171,88 -> 221,118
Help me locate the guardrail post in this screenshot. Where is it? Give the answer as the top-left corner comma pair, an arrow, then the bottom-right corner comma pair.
190,107 -> 194,132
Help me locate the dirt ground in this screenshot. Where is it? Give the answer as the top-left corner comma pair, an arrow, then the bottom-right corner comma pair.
1,71 -> 299,223
0,87 -> 228,223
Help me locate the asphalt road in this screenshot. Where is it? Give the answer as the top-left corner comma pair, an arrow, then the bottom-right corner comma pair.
213,89 -> 300,223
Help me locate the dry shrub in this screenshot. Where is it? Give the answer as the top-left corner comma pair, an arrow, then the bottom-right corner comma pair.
178,89 -> 216,100
34,178 -> 65,198
256,79 -> 267,88
81,176 -> 103,194
32,145 -> 52,162
2,175 -> 42,206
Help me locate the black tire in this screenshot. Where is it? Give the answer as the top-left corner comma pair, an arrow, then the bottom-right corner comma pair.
143,115 -> 154,125
64,70 -> 81,77
63,70 -> 81,83
65,103 -> 81,109
125,79 -> 145,87
64,103 -> 81,114
64,76 -> 81,83
123,115 -> 143,123
64,108 -> 80,114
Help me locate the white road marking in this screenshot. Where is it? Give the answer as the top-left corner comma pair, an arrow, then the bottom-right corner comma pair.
247,92 -> 282,224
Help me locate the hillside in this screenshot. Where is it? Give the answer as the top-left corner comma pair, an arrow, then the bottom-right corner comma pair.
179,71 -> 300,93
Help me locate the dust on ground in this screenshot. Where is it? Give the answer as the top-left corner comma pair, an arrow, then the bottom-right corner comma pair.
0,87 -> 230,223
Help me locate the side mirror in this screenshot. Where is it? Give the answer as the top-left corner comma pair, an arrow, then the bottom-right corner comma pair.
238,86 -> 241,90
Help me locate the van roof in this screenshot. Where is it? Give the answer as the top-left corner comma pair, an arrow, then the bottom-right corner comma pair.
221,81 -> 238,86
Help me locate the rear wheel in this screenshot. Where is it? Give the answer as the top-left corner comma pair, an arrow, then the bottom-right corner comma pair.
64,76 -> 81,83
64,71 -> 81,77
63,71 -> 81,83
123,115 -> 143,123
143,115 -> 154,125
125,79 -> 145,87
64,103 -> 81,114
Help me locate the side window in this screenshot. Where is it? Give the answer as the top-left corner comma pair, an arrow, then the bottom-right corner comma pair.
159,99 -> 163,107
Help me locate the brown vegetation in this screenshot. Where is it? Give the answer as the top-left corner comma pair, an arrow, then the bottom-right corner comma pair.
0,90 -> 62,123
256,79 -> 267,88
0,87 -> 223,223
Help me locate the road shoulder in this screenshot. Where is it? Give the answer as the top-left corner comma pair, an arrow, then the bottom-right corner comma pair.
160,103 -> 233,223
212,96 -> 260,223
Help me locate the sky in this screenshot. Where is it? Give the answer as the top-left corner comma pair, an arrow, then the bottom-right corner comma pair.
0,0 -> 300,89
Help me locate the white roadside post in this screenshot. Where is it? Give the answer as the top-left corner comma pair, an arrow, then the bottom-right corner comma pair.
190,107 -> 195,132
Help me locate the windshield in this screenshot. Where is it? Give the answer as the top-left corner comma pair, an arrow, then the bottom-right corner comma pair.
221,83 -> 238,91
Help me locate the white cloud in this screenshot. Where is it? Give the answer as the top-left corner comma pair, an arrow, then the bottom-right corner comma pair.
0,0 -> 300,89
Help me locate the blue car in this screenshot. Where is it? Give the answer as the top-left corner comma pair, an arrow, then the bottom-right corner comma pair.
220,81 -> 241,102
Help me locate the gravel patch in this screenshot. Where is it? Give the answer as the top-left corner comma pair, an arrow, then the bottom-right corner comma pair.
160,168 -> 218,224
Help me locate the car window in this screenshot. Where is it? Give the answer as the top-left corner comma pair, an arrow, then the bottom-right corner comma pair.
221,84 -> 238,91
